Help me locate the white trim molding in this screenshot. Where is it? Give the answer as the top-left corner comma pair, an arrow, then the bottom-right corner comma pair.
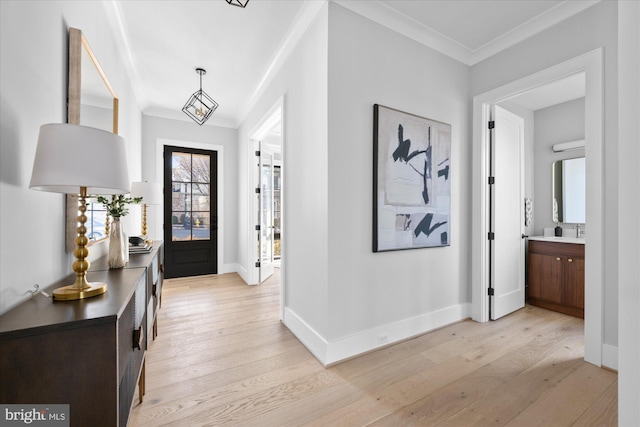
472,49 -> 604,366
284,303 -> 471,366
155,138 -> 225,276
333,0 -> 600,66
602,344 -> 618,371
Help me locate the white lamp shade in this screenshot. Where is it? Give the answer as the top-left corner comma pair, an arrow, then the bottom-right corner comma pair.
30,123 -> 130,194
130,181 -> 163,205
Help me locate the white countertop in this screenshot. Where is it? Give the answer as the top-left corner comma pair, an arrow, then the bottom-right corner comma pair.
528,236 -> 585,245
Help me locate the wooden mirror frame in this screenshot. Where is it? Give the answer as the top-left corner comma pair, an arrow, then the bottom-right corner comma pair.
65,28 -> 119,252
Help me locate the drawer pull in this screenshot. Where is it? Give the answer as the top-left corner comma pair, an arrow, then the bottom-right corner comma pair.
568,258 -> 573,262
556,257 -> 561,261
133,327 -> 144,350
152,283 -> 157,297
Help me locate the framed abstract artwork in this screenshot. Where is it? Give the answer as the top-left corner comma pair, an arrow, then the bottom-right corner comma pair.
373,104 -> 451,252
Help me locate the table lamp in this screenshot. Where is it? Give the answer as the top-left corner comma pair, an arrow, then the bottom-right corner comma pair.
30,123 -> 131,301
130,181 -> 162,242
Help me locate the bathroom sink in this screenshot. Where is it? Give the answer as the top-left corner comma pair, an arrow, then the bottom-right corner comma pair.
528,236 -> 585,244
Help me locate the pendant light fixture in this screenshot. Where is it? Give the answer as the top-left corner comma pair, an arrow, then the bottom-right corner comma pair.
226,0 -> 249,7
182,68 -> 218,125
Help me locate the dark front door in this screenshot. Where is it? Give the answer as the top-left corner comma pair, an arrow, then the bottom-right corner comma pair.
163,145 -> 217,279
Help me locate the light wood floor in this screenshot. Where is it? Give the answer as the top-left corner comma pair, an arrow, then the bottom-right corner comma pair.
129,270 -> 617,426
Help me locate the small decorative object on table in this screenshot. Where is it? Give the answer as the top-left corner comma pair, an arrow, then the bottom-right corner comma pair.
553,198 -> 562,236
98,194 -> 142,268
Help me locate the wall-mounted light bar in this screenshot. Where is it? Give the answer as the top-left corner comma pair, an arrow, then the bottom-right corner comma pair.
552,139 -> 585,152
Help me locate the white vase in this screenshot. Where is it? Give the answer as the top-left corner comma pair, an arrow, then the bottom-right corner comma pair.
108,218 -> 127,269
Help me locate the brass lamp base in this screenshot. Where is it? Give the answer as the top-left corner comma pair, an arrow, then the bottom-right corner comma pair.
52,186 -> 108,301
53,282 -> 107,301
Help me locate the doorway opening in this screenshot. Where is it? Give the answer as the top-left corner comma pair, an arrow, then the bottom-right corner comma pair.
472,49 -> 604,366
248,97 -> 285,297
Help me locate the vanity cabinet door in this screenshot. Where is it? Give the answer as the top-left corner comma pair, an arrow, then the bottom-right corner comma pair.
527,240 -> 584,318
528,252 -> 563,304
564,256 -> 585,310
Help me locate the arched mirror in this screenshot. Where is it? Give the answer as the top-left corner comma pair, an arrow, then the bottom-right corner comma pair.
65,28 -> 119,251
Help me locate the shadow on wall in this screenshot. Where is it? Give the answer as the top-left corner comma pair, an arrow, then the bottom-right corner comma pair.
0,96 -> 22,187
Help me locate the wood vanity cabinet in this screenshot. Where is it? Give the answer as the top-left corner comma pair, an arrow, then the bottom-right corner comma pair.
0,242 -> 163,427
527,240 -> 584,318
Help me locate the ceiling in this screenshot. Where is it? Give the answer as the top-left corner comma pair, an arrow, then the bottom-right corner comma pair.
103,0 -> 598,127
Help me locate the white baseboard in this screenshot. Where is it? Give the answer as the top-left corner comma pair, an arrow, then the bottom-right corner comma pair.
284,303 -> 471,366
602,343 -> 618,371
232,264 -> 248,281
222,263 -> 240,274
283,307 -> 328,364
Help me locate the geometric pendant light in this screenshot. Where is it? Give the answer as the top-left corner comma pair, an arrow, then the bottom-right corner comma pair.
226,0 -> 249,7
182,68 -> 219,125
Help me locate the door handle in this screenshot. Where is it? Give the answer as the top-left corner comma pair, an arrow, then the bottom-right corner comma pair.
521,234 -> 529,239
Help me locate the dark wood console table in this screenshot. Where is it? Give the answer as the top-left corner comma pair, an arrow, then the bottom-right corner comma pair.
0,242 -> 163,426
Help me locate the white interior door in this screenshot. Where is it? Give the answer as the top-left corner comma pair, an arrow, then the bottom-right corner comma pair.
490,105 -> 525,320
258,143 -> 275,283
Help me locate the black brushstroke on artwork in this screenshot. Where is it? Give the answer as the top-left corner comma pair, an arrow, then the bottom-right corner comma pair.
438,165 -> 449,180
441,231 -> 448,245
422,159 -> 430,204
437,158 -> 450,180
414,213 -> 447,238
393,125 -> 427,162
392,124 -> 432,204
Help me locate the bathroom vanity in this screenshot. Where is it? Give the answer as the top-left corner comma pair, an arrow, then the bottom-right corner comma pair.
527,237 -> 584,318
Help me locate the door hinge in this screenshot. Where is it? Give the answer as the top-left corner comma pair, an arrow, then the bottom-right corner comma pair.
255,225 -> 261,231
255,187 -> 261,194
488,176 -> 495,185
488,288 -> 495,296
488,232 -> 495,240
488,120 -> 495,129
255,261 -> 261,268
255,150 -> 261,157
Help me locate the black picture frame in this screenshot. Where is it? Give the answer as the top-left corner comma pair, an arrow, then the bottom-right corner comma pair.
373,104 -> 452,252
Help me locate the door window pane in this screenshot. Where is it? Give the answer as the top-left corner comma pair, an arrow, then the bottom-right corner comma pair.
172,211 -> 192,241
172,152 -> 191,182
192,212 -> 210,240
170,151 -> 211,242
260,162 -> 273,264
172,183 -> 191,211
192,184 -> 210,211
192,154 -> 210,183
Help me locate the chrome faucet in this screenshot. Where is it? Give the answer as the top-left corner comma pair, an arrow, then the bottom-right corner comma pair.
575,224 -> 585,238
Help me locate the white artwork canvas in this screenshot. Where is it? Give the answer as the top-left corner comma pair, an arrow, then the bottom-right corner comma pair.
373,104 -> 451,252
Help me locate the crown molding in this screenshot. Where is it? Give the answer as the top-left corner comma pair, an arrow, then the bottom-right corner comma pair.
102,0 -> 146,110
333,0 -> 601,66
334,0 -> 471,64
143,107 -> 237,129
237,0 -> 328,126
470,0 -> 601,64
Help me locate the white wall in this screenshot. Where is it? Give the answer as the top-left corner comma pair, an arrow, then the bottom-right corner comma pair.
141,115 -> 238,271
0,1 -> 142,314
471,0 -> 619,348
322,4 -> 471,362
237,5 -> 330,346
533,98 -> 585,235
237,3 -> 471,365
617,0 -> 640,423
